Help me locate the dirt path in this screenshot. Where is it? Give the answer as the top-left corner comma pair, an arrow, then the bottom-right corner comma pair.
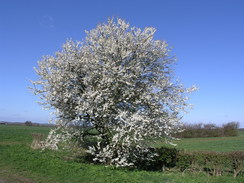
0,170 -> 35,183
0,179 -> 6,183
0,176 -> 35,183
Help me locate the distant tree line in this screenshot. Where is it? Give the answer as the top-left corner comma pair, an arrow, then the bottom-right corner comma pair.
25,121 -> 40,127
175,122 -> 239,138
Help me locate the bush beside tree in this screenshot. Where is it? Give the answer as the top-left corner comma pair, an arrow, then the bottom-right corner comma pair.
126,146 -> 244,178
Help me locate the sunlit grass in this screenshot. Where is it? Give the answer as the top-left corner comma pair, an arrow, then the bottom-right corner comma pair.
1,125 -> 244,182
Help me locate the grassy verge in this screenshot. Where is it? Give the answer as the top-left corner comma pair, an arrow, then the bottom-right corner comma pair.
1,125 -> 244,182
1,145 -> 244,183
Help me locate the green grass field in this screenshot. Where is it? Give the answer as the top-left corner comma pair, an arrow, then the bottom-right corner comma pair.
1,125 -> 244,183
175,133 -> 244,152
154,131 -> 244,152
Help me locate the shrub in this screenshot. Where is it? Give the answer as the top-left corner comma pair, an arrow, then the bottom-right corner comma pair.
176,151 -> 193,171
72,143 -> 244,178
133,146 -> 179,171
25,121 -> 33,126
175,150 -> 244,177
228,151 -> 244,177
155,147 -> 179,171
223,122 -> 239,137
203,152 -> 230,176
131,147 -> 244,177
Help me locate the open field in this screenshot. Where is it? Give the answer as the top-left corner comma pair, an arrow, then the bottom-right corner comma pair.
154,131 -> 244,152
1,125 -> 244,182
175,133 -> 244,152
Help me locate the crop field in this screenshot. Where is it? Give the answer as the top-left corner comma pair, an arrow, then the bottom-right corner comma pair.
154,131 -> 244,152
1,125 -> 244,183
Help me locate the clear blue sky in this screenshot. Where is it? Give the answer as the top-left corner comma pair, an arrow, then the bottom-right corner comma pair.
0,0 -> 243,127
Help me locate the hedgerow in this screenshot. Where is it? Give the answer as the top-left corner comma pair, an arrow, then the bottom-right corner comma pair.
129,146 -> 244,177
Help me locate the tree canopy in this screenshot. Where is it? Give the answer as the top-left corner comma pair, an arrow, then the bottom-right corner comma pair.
32,18 -> 196,167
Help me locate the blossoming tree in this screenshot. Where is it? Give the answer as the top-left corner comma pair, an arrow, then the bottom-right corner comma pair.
31,18 -> 196,167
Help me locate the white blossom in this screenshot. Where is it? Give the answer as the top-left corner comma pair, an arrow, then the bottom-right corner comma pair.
31,18 -> 196,167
